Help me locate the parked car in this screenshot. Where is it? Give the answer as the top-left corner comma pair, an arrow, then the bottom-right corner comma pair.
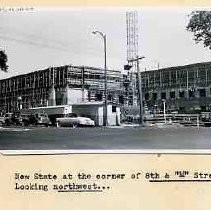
35,113 -> 50,126
56,113 -> 95,128
21,114 -> 37,126
3,112 -> 22,126
0,116 -> 5,126
201,112 -> 211,122
21,113 -> 50,126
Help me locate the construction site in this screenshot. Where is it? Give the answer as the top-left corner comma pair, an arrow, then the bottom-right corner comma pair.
0,65 -> 125,112
0,11 -> 211,125
142,61 -> 211,114
0,11 -> 140,120
2,9 -> 211,150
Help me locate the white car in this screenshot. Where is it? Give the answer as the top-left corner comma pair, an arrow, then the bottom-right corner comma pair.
56,113 -> 95,128
0,116 -> 5,126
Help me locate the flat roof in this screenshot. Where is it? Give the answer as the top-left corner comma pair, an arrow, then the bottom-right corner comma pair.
72,101 -> 118,106
0,64 -> 121,82
144,61 -> 211,74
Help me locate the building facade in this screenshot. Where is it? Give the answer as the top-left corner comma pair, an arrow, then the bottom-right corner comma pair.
1,61 -> 211,115
0,65 -> 125,113
141,62 -> 211,114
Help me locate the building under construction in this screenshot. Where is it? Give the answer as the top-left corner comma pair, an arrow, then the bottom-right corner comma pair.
0,65 -> 125,113
1,61 -> 211,115
142,61 -> 211,114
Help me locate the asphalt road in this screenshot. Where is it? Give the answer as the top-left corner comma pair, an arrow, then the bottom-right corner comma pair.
0,125 -> 211,150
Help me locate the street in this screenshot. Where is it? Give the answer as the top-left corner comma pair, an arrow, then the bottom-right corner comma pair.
0,126 -> 211,150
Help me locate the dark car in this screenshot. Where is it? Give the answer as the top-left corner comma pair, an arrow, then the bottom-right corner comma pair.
21,114 -> 38,126
4,113 -> 22,126
21,113 -> 50,127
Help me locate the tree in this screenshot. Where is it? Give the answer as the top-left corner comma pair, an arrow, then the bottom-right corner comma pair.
0,50 -> 8,72
186,11 -> 211,49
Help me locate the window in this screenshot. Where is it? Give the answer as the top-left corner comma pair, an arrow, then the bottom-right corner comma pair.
108,95 -> 113,101
189,90 -> 194,98
161,92 -> 166,100
179,107 -> 185,112
199,89 -> 206,97
170,91 -> 175,99
179,91 -> 185,98
152,93 -> 157,100
95,93 -> 103,101
128,99 -> 133,106
200,106 -> 206,112
145,93 -> 149,101
112,105 -> 116,113
119,95 -> 124,104
68,113 -> 77,118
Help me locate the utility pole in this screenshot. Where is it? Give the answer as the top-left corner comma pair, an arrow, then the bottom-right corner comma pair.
52,67 -> 56,106
129,56 -> 145,125
162,99 -> 167,124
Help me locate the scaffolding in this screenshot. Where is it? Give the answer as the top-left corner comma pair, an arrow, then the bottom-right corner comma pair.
141,62 -> 211,113
0,65 -> 125,113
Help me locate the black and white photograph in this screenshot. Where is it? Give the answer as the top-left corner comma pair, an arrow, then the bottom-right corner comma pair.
0,7 -> 211,150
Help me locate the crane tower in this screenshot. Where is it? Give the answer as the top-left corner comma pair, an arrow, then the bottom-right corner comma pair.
126,11 -> 139,106
126,11 -> 139,62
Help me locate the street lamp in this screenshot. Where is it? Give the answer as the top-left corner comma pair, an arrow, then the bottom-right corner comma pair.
92,30 -> 108,126
128,56 -> 145,125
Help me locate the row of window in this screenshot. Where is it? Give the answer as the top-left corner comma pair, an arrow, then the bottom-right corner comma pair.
145,88 -> 211,101
141,66 -> 211,89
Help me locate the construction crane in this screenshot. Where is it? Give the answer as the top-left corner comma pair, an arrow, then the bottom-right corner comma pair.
126,11 -> 139,63
125,11 -> 139,106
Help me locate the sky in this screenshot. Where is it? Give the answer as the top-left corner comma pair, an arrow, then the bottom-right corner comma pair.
0,7 -> 211,79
